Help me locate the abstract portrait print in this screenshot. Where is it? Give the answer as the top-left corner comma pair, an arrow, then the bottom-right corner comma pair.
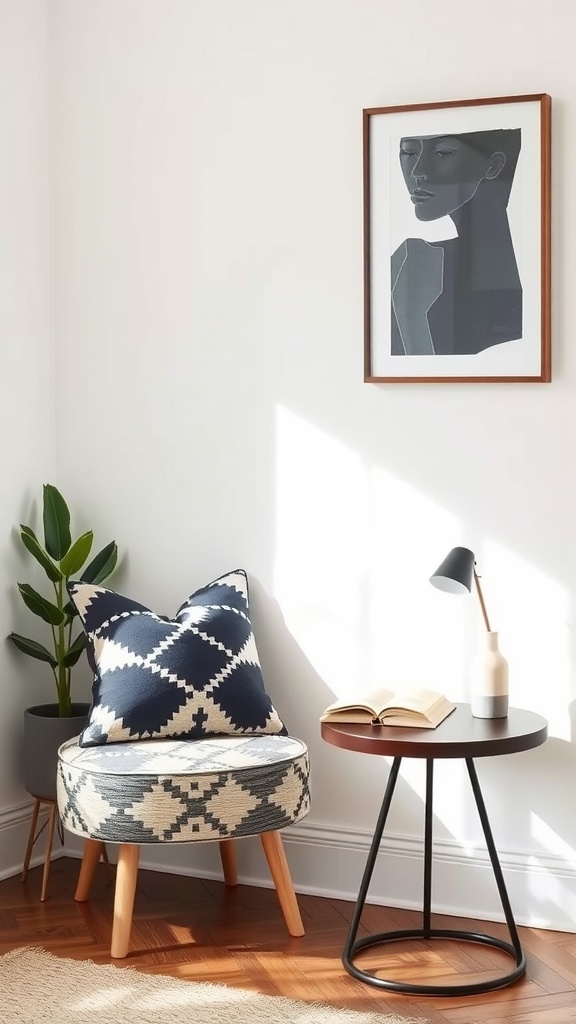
391,128 -> 522,357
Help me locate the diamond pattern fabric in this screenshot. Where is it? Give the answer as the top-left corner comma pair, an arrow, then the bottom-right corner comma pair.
57,734 -> 310,844
67,569 -> 286,747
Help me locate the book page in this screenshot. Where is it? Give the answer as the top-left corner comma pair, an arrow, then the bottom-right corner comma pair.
380,712 -> 438,728
320,708 -> 377,724
381,700 -> 456,729
322,688 -> 395,716
382,688 -> 445,714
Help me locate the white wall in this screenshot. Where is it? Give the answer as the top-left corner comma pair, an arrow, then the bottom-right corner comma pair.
2,0 -> 576,929
0,0 -> 55,874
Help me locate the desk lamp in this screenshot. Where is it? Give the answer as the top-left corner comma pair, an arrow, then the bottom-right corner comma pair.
429,546 -> 508,719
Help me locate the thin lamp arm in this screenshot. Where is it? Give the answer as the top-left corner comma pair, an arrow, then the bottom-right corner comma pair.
473,569 -> 491,632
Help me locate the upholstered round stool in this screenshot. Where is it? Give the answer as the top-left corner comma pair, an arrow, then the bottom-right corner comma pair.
57,733 -> 310,958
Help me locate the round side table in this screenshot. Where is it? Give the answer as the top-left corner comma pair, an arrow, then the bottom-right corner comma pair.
321,704 -> 547,997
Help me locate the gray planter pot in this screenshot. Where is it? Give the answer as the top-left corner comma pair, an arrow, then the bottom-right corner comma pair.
24,703 -> 90,801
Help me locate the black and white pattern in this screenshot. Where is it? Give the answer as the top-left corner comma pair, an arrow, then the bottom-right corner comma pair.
57,734 -> 310,843
68,569 -> 286,747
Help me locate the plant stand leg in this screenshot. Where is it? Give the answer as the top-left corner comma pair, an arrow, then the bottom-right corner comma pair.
40,801 -> 57,902
21,798 -> 42,883
21,796 -> 58,901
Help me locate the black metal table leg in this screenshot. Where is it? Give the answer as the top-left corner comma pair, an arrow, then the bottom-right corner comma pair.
466,757 -> 525,973
423,758 -> 433,937
343,756 -> 402,966
342,756 -> 526,996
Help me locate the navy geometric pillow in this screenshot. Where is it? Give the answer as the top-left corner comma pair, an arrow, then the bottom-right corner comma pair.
67,569 -> 286,747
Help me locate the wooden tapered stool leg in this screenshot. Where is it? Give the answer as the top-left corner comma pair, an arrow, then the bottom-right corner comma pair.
101,843 -> 114,883
111,843 -> 140,959
219,839 -> 238,886
260,830 -> 304,937
21,798 -> 42,883
40,801 -> 57,902
75,839 -> 106,901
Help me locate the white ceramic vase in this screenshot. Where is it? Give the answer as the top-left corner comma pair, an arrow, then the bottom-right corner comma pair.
470,631 -> 509,719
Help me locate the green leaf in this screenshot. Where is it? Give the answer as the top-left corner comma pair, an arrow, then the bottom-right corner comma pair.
17,583 -> 65,626
63,599 -> 78,620
43,484 -> 71,560
81,541 -> 118,585
60,531 -> 93,578
19,525 -> 62,583
8,633 -> 58,667
62,632 -> 87,668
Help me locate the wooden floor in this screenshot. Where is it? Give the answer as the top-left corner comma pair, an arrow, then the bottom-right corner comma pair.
1,856 -> 575,1023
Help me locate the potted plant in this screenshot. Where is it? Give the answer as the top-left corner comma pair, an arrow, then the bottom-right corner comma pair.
8,484 -> 119,799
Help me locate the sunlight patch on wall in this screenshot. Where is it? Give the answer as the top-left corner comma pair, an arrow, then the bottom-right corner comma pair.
273,405 -> 368,692
483,540 -> 571,739
273,406 -> 472,841
367,464 -> 468,698
273,405 -> 475,699
527,817 -> 576,923
530,813 -> 576,863
273,406 -> 575,871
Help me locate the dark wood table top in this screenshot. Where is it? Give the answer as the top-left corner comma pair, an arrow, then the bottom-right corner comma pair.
320,704 -> 547,759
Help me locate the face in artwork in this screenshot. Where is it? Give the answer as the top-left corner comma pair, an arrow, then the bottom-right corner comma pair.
398,134 -> 506,222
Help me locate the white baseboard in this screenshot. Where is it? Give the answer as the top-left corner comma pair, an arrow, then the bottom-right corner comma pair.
284,820 -> 576,932
0,802 -> 570,954
64,818 -> 576,933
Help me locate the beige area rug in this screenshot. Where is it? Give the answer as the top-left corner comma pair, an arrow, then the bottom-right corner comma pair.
0,947 -> 428,1024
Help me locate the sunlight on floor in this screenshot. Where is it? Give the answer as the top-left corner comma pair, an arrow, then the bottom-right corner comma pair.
73,980 -> 258,1011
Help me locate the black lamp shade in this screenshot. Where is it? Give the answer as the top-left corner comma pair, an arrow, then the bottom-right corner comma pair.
430,546 -> 475,595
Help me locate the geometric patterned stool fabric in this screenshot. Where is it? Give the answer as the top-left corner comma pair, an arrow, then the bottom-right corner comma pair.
57,734 -> 310,843
57,734 -> 310,959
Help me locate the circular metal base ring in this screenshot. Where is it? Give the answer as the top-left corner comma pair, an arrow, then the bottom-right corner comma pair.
344,927 -> 525,996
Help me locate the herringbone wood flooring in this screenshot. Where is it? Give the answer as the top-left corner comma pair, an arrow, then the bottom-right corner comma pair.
1,857 -> 575,1023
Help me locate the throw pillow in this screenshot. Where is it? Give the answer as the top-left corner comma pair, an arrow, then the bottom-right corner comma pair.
67,569 -> 286,747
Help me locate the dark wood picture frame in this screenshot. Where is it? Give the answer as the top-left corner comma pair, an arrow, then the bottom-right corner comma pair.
363,93 -> 551,383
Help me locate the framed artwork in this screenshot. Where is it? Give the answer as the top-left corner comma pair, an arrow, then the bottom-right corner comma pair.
363,93 -> 551,383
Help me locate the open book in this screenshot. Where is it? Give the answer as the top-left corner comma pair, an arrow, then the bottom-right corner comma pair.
320,688 -> 457,729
